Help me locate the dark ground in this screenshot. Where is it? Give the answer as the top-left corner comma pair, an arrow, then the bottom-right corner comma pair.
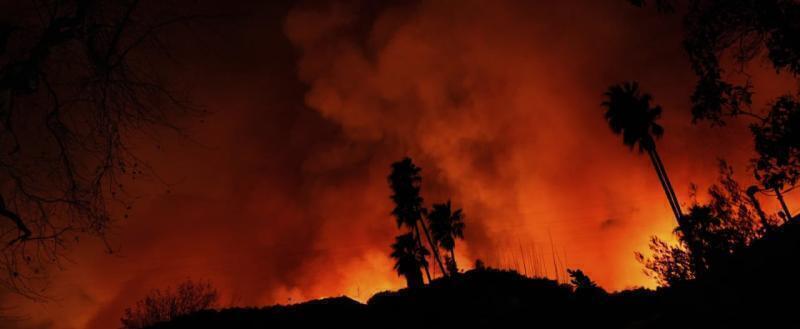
148,221 -> 800,329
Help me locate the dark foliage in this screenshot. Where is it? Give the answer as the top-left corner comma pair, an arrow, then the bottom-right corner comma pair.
568,269 -> 607,301
389,233 -> 428,289
679,0 -> 800,124
427,200 -> 465,274
638,161 -> 765,284
142,219 -> 800,329
633,0 -> 800,219
146,296 -> 366,329
636,236 -> 695,286
751,95 -> 800,192
601,82 -> 663,153
121,280 -> 219,329
388,158 -> 425,230
387,157 -> 446,281
144,225 -> 800,329
602,82 -> 684,229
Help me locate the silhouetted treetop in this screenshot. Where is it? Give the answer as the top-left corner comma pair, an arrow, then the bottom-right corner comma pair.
388,157 -> 425,228
601,82 -> 684,229
428,201 -> 464,252
428,200 -> 465,275
601,82 -> 664,153
567,269 -> 598,290
751,95 -> 800,192
390,233 -> 428,289
387,157 -> 446,278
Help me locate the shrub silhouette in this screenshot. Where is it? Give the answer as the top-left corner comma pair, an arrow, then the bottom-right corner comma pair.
137,222 -> 800,329
567,269 -> 607,303
121,280 -> 218,329
638,161 -> 765,284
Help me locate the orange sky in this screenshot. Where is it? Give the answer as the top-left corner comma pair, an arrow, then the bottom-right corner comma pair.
2,1 -> 797,329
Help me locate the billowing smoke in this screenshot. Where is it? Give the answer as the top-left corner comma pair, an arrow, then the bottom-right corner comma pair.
2,1 -> 767,329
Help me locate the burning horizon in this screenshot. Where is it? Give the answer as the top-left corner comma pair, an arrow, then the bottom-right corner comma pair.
2,1 -> 796,329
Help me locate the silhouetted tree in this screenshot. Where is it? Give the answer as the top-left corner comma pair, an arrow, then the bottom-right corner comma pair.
633,0 -> 800,220
602,82 -> 684,228
390,233 -> 428,289
0,1 -> 197,297
567,269 -> 597,290
682,163 -> 762,277
636,236 -> 695,286
388,158 -> 446,280
428,200 -> 465,275
638,161 -> 765,283
676,0 -> 800,125
751,95 -> 799,220
567,269 -> 606,299
120,279 -> 218,329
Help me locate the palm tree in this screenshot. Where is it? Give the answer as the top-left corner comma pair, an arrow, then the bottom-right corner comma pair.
428,200 -> 465,275
390,233 -> 428,289
388,157 -> 446,280
602,82 -> 683,227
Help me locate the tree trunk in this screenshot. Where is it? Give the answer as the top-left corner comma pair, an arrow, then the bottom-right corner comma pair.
449,248 -> 458,275
774,188 -> 793,222
419,219 -> 447,277
747,187 -> 772,233
653,149 -> 682,217
406,267 -> 424,289
413,224 -> 432,283
648,148 -> 706,276
647,148 -> 682,223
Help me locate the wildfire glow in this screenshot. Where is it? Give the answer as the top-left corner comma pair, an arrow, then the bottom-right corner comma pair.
3,1 -> 797,329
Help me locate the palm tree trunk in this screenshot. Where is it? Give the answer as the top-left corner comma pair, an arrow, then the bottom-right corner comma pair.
648,147 -> 709,276
774,188 -> 793,221
450,248 -> 458,274
652,149 -> 682,218
647,147 -> 682,223
419,220 -> 447,277
413,224 -> 432,283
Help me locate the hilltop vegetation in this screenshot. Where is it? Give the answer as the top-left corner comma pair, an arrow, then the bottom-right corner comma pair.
145,219 -> 800,328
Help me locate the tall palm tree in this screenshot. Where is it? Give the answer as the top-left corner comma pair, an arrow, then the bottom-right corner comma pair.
428,200 -> 465,275
602,82 -> 683,228
388,157 -> 446,280
390,233 -> 428,289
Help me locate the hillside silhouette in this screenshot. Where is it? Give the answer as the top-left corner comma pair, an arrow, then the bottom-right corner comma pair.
3,1 -> 800,328
144,219 -> 800,329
